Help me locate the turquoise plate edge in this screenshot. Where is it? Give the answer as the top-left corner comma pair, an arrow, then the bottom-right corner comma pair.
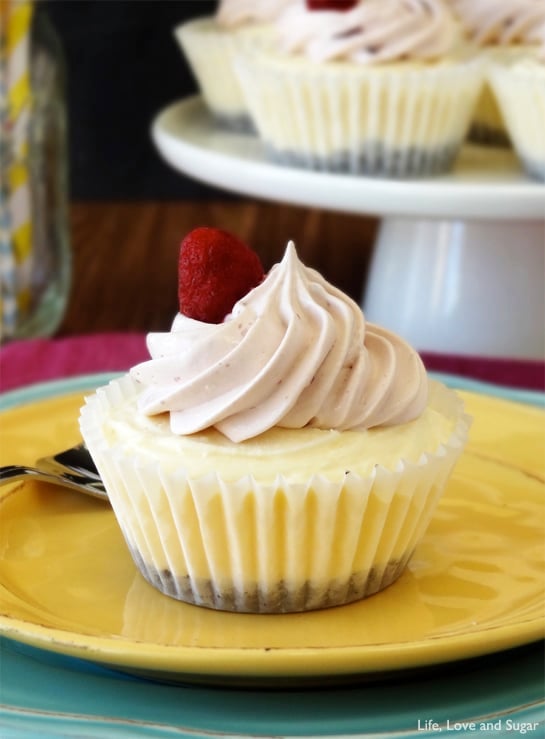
1,639 -> 544,739
0,372 -> 544,738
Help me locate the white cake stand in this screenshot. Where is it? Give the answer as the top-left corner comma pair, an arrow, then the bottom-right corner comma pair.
152,96 -> 545,361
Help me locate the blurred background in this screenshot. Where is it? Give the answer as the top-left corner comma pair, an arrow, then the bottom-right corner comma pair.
2,0 -> 542,390
45,0 -> 219,200
40,0 -> 376,337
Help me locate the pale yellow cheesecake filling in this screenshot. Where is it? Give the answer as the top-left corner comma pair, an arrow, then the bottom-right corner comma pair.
99,380 -> 456,484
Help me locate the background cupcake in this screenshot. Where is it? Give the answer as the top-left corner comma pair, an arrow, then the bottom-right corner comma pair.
450,0 -> 545,146
80,228 -> 470,614
174,0 -> 293,132
234,0 -> 483,177
489,49 -> 545,181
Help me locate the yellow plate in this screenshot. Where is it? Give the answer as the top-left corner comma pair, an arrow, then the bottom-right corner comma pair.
0,378 -> 544,686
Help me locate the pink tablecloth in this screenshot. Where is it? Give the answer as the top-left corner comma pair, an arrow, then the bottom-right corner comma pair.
0,334 -> 148,393
0,333 -> 544,394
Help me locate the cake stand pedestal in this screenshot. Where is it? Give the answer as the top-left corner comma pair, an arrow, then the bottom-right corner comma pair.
366,218 -> 544,359
152,97 -> 545,361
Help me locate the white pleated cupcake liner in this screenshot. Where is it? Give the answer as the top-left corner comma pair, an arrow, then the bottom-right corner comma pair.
489,64 -> 545,182
80,375 -> 470,613
174,18 -> 258,132
234,52 -> 484,177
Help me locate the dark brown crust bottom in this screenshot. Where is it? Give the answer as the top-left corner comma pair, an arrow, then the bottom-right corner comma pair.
265,143 -> 460,178
521,156 -> 545,183
467,123 -> 511,148
212,111 -> 256,135
130,547 -> 412,613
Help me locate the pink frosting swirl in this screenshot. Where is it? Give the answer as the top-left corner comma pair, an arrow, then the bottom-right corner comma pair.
131,243 -> 428,443
217,0 -> 294,28
275,0 -> 460,63
451,0 -> 545,47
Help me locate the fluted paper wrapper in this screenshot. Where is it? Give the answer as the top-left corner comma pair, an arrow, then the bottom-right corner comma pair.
80,375 -> 470,613
174,17 -> 260,132
235,50 -> 483,177
489,63 -> 545,182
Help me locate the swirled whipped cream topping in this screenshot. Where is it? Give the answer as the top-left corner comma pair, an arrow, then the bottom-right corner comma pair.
451,0 -> 545,47
275,0 -> 461,63
217,0 -> 294,29
131,243 -> 428,443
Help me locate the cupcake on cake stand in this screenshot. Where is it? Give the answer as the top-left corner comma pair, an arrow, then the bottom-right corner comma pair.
152,96 -> 544,363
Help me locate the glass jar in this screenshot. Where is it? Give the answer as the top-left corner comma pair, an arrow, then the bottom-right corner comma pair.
0,3 -> 70,343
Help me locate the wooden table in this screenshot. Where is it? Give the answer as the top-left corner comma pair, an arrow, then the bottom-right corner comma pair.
5,200 -> 542,392
58,201 -> 378,336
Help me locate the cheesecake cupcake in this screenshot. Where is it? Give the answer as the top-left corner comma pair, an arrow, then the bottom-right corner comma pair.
174,0 -> 293,132
451,0 -> 545,146
80,227 -> 470,613
234,0 -> 483,177
489,51 -> 545,181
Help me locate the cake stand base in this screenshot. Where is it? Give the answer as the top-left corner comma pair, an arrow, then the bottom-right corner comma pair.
362,218 -> 545,361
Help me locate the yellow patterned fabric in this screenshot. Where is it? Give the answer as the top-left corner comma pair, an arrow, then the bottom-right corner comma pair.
1,0 -> 34,340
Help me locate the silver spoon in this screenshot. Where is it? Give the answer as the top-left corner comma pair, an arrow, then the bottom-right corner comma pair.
0,444 -> 108,501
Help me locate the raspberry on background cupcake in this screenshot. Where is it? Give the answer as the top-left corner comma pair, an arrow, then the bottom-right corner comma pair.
174,0 -> 293,132
234,0 -> 484,177
450,0 -> 545,147
80,227 -> 470,614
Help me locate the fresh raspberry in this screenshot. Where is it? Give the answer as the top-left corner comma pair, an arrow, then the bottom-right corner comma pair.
306,0 -> 358,10
178,227 -> 265,323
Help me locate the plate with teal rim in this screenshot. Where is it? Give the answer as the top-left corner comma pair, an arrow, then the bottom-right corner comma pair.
0,373 -> 544,737
1,637 -> 543,738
